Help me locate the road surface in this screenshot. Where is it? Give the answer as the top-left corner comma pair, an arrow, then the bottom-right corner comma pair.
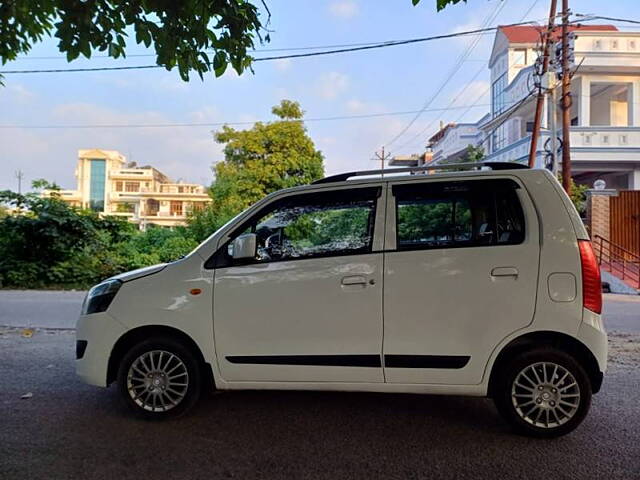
0,328 -> 638,479
1,290 -> 638,332
1,291 -> 639,479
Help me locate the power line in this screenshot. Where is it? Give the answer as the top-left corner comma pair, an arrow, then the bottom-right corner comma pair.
392,0 -> 544,153
381,0 -> 510,150
0,103 -> 491,130
575,14 -> 640,26
0,20 -> 543,75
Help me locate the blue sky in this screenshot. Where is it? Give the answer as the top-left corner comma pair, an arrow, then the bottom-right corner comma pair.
0,0 -> 636,191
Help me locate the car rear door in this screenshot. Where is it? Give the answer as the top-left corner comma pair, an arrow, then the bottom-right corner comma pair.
382,176 -> 540,385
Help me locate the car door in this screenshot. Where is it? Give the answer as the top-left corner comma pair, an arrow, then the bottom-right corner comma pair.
383,176 -> 540,385
213,185 -> 386,383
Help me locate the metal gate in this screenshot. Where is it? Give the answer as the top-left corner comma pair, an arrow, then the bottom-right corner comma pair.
610,191 -> 640,258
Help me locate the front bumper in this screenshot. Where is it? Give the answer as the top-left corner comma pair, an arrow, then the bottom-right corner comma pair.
75,312 -> 128,387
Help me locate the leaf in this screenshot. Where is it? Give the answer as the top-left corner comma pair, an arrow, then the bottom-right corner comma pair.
212,51 -> 228,77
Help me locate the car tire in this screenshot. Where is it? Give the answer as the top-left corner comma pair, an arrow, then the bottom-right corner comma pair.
116,337 -> 201,420
493,347 -> 592,438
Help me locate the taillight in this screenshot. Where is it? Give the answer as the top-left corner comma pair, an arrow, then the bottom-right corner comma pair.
578,240 -> 602,314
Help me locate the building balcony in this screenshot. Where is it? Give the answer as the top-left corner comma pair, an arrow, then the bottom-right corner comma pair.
575,32 -> 640,73
485,126 -> 640,168
109,169 -> 154,179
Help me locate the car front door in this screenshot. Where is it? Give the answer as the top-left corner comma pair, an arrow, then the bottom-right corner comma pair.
382,177 -> 540,385
213,185 -> 386,383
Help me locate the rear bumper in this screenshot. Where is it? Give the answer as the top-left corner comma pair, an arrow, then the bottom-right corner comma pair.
75,312 -> 127,387
578,308 -> 608,393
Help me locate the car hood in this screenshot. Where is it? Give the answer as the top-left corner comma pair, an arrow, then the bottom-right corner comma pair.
110,263 -> 168,283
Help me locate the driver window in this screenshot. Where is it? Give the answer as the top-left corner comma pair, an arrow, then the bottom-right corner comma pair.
235,189 -> 377,263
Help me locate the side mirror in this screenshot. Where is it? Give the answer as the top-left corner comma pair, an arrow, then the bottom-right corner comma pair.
231,233 -> 257,260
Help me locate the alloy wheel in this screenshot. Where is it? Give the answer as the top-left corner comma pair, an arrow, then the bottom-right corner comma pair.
126,350 -> 189,412
511,361 -> 581,429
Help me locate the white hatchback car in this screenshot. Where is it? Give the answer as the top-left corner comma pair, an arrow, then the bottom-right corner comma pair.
76,163 -> 606,437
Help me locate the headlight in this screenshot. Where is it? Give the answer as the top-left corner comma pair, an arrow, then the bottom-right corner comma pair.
81,279 -> 122,315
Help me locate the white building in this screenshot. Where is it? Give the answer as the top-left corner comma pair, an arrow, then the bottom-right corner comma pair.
45,149 -> 211,228
430,24 -> 640,190
427,120 -> 484,164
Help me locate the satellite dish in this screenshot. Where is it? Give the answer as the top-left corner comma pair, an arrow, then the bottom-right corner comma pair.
593,179 -> 606,190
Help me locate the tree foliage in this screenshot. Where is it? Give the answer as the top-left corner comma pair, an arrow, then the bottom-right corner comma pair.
412,0 -> 468,10
0,188 -> 197,288
0,0 -> 268,81
189,100 -> 324,241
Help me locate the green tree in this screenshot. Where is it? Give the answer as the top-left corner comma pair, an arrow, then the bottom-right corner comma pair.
462,144 -> 485,163
189,99 -> 324,240
563,177 -> 589,216
412,0 -> 470,10
1,0 -> 269,82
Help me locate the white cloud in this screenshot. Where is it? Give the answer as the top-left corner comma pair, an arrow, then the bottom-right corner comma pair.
328,0 -> 359,19
316,72 -> 350,100
0,102 -> 224,191
449,80 -> 491,112
345,98 -> 386,114
273,58 -> 292,72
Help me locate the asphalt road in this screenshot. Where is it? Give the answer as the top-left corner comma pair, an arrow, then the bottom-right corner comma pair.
0,290 -> 86,329
1,291 -> 639,479
1,290 -> 639,332
1,328 -> 639,480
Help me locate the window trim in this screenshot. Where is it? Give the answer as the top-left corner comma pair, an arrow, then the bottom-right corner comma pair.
391,179 -> 525,253
207,186 -> 381,269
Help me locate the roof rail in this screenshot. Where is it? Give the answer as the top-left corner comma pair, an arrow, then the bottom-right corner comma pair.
312,161 -> 529,185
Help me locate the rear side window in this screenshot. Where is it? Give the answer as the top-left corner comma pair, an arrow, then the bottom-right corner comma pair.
394,179 -> 525,250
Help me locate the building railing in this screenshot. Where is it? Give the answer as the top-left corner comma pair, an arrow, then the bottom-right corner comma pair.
594,234 -> 640,289
110,169 -> 153,177
571,127 -> 640,148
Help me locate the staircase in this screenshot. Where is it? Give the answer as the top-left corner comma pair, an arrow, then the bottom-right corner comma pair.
594,235 -> 640,291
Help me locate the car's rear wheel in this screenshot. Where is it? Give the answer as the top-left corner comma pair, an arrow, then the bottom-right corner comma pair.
117,337 -> 201,419
493,348 -> 592,438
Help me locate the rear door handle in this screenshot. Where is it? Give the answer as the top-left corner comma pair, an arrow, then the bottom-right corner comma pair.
491,267 -> 519,277
341,275 -> 367,286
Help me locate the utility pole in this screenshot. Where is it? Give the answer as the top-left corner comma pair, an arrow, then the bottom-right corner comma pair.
15,170 -> 24,194
374,147 -> 391,177
560,0 -> 573,195
528,0 -> 558,167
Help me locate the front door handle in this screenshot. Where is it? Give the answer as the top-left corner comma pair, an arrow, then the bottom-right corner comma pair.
491,267 -> 519,277
341,275 -> 367,286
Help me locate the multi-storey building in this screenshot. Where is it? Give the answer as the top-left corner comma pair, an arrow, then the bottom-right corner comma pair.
429,24 -> 640,190
47,149 -> 211,228
427,120 -> 484,164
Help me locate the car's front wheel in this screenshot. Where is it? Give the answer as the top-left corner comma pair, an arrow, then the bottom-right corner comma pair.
117,337 -> 201,419
493,348 -> 592,438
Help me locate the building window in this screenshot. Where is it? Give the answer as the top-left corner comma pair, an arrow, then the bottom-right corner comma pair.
114,181 -> 123,192
170,201 -> 183,216
513,48 -> 527,66
590,83 -> 630,127
491,73 -> 507,118
125,181 -> 140,192
491,125 -> 507,153
89,159 -> 106,212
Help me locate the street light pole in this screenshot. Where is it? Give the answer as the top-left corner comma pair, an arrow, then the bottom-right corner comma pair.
560,0 -> 573,194
528,0 -> 558,168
